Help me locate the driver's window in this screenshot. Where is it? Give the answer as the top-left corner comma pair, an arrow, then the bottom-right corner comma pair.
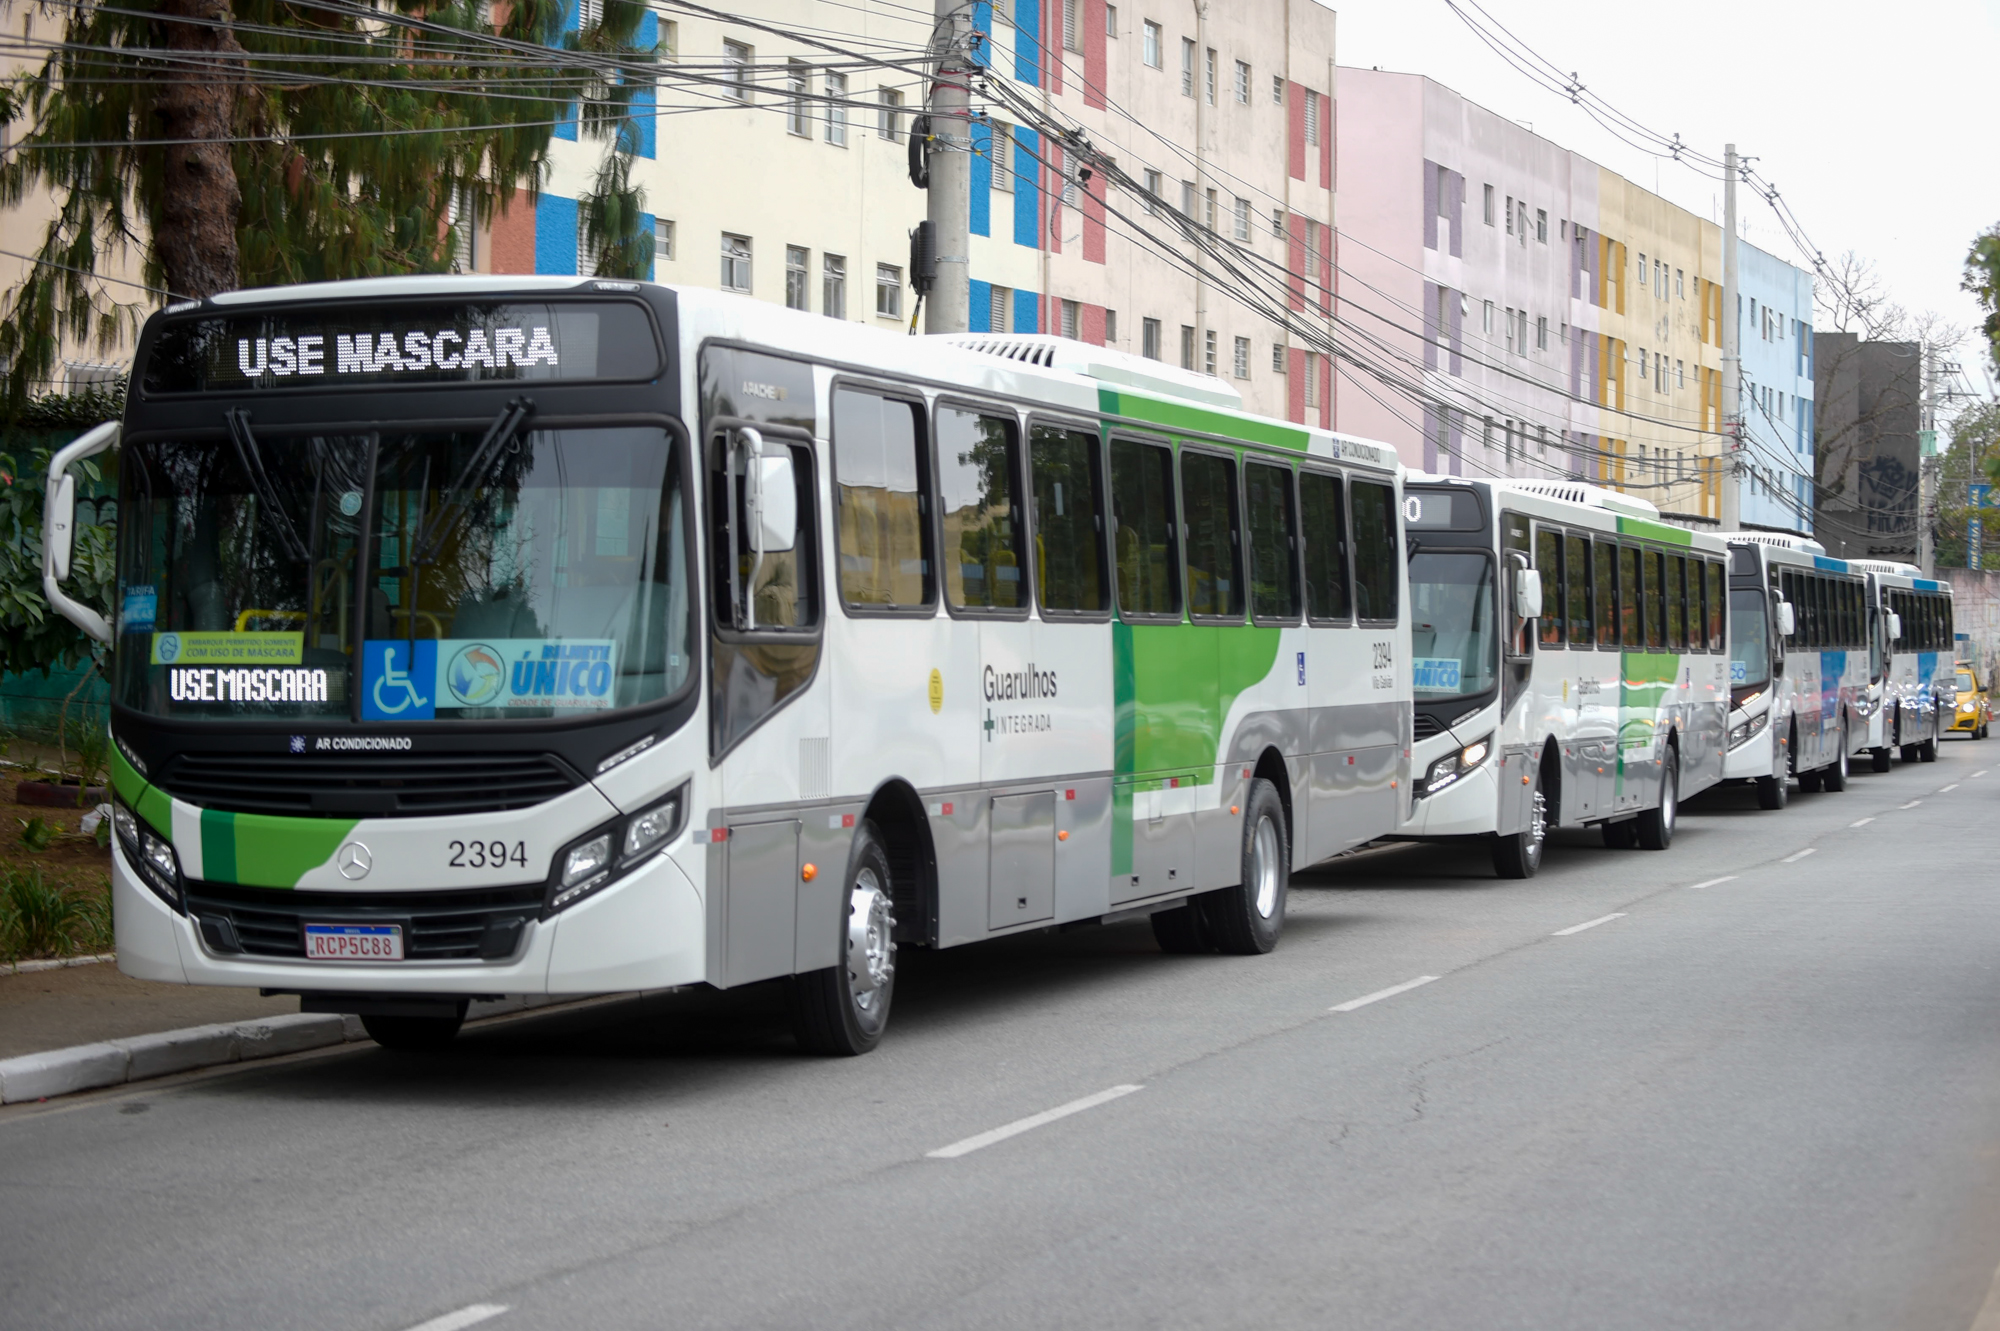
708,432 -> 817,632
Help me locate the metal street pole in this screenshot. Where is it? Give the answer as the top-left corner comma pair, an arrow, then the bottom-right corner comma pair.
924,0 -> 971,334
1720,143 -> 1741,532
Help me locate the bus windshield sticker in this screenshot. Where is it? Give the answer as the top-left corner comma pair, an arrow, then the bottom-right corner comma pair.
120,586 -> 157,633
150,631 -> 303,665
362,637 -> 620,721
1412,657 -> 1463,692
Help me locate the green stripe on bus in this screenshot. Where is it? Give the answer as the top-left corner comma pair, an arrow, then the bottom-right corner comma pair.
230,812 -> 356,888
201,809 -> 237,884
111,746 -> 173,838
1615,515 -> 1693,546
1098,388 -> 1310,452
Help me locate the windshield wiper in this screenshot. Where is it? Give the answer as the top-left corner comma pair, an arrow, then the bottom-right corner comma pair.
224,409 -> 311,564
412,396 -> 535,567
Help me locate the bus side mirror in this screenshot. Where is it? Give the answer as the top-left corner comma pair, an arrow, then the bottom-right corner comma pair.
1775,601 -> 1796,637
739,429 -> 796,555
1886,611 -> 1902,641
1514,567 -> 1543,619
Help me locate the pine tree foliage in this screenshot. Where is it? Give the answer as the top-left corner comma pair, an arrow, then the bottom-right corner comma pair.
0,0 -> 659,407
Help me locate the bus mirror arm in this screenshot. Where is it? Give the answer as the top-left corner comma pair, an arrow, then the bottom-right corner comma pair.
41,420 -> 118,646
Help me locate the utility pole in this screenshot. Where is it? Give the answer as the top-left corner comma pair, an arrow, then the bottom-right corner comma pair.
924,0 -> 972,334
1720,143 -> 1741,532
1920,345 -> 1937,574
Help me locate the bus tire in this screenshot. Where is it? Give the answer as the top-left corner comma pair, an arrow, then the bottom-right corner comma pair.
1149,904 -> 1212,954
1755,773 -> 1789,809
1822,729 -> 1850,791
1900,744 -> 1919,763
1636,748 -> 1678,851
360,1013 -> 463,1052
1601,819 -> 1638,849
1492,768 -> 1547,879
1197,778 -> 1289,956
1919,736 -> 1938,762
789,823 -> 896,1056
1798,767 -> 1822,793
1870,747 -> 1892,773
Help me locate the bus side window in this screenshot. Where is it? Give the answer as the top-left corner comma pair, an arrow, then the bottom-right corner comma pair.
1028,424 -> 1109,614
1643,549 -> 1665,650
1596,541 -> 1618,647
1299,470 -> 1351,623
1245,460 -> 1301,623
1847,582 -> 1861,648
1618,545 -> 1639,647
1666,554 -> 1687,651
1566,534 -> 1591,645
1536,527 -> 1563,647
1181,449 -> 1243,620
1349,480 -> 1400,622
936,406 -> 1026,612
1706,561 -> 1725,651
832,388 -> 934,612
1109,437 -> 1179,618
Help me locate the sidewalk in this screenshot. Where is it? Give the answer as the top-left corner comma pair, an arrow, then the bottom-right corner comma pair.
0,958 -> 297,1061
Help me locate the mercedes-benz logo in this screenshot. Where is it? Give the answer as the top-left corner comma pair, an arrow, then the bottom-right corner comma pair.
336,842 -> 372,880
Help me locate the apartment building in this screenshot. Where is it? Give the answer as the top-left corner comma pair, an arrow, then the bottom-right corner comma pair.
1813,332 -> 1923,561
1736,241 -> 1817,534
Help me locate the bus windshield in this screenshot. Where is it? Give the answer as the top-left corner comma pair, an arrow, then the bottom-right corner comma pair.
1729,588 -> 1769,690
113,425 -> 690,723
1408,550 -> 1496,699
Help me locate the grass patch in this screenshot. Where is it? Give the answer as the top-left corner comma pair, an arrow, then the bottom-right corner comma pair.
0,865 -> 112,961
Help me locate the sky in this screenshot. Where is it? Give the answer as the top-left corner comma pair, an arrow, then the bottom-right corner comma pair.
1331,0 -> 1999,398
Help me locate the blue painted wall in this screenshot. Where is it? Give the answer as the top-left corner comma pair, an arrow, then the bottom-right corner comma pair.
1013,125 -> 1040,248
1013,287 -> 1039,334
536,195 -> 579,275
969,279 -> 992,332
970,120 -> 992,237
1014,0 -> 1042,86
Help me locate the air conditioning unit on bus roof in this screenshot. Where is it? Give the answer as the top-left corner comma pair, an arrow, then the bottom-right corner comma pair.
938,334 -> 1244,412
1725,531 -> 1827,556
1843,557 -> 1923,576
1496,479 -> 1661,520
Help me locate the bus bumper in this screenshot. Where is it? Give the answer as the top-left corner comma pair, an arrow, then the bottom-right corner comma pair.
113,838 -> 707,997
1399,763 -> 1501,837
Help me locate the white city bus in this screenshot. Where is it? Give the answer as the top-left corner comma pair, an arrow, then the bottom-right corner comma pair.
1723,536 -> 1872,804
1867,565 -> 1955,764
42,277 -> 1414,1054
1399,477 -> 1730,877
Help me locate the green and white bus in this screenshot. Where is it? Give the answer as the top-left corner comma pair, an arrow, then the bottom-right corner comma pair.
44,278 -> 1413,1053
1399,477 -> 1731,876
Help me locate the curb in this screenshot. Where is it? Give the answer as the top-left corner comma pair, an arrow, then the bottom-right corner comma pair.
4,953 -> 117,976
0,995 -> 570,1104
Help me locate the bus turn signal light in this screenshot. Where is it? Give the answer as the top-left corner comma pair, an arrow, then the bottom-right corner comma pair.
801,863 -> 817,881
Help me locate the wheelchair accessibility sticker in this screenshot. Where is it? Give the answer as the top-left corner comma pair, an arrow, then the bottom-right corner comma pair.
363,638 -> 618,720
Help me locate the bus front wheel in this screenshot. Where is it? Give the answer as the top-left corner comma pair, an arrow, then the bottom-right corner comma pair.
1197,778 -> 1289,955
361,1012 -> 464,1052
1756,772 -> 1789,809
1636,750 -> 1678,851
1822,728 -> 1850,792
790,822 -> 896,1056
1492,769 -> 1547,879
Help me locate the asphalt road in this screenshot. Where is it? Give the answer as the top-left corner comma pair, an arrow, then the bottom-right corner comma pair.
7,739 -> 2000,1331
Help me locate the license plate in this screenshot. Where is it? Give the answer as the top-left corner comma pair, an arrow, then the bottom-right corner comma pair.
304,923 -> 404,961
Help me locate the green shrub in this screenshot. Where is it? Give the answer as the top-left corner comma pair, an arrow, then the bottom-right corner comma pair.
0,866 -> 112,960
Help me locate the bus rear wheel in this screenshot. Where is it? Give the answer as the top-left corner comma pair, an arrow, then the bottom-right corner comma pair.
789,823 -> 896,1056
1492,770 -> 1547,879
1601,819 -> 1638,849
1870,747 -> 1892,773
1196,778 -> 1289,955
1636,750 -> 1678,851
361,1012 -> 464,1052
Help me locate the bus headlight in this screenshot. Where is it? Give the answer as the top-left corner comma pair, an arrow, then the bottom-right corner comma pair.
622,790 -> 684,861
562,834 -> 613,887
1728,712 -> 1770,750
1421,736 -> 1492,798
547,782 -> 690,915
114,798 -> 183,911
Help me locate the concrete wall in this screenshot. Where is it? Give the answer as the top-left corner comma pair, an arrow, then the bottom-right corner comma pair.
1944,567 -> 2000,686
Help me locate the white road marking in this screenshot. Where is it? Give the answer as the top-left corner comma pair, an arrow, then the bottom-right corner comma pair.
1939,783 -> 1961,793
1901,800 -> 1923,809
928,1085 -> 1143,1159
1687,875 -> 1738,890
1976,770 -> 1989,778
402,1306 -> 508,1331
1329,975 -> 1440,1012
1781,848 -> 1816,863
1850,817 -> 1876,827
1553,913 -> 1627,936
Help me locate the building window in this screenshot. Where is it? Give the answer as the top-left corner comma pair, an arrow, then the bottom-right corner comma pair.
1105,309 -> 1117,343
446,184 -> 476,273
576,211 -> 602,276
1483,184 -> 1495,225
1204,48 -> 1216,105
1272,343 -> 1285,372
1272,73 -> 1284,105
1304,352 -> 1319,408
876,264 -> 901,319
1181,38 -> 1195,96
1304,89 -> 1320,146
1482,299 -> 1494,335
1063,0 -> 1081,51
724,39 -> 752,101
785,245 -> 809,310
1272,206 -> 1285,237
785,60 -> 809,136
1232,196 -> 1250,242
1638,347 -> 1648,382
1676,359 -> 1685,389
989,284 -> 1013,332
1142,19 -> 1160,67
1106,4 -> 1117,38
823,254 -> 846,318
1233,335 -> 1251,379
877,88 -> 903,141
1675,268 -> 1684,298
721,233 -> 751,291
1180,324 -> 1195,371
1535,208 -> 1547,243
1142,317 -> 1162,360
1058,299 -> 1079,339
1204,187 -> 1217,230
1141,167 -> 1161,213
660,18 -> 678,60
1516,200 -> 1527,243
653,218 -> 674,263
1504,196 -> 1514,235
1504,306 -> 1515,353
1204,329 -> 1217,376
825,71 -> 848,145
1180,179 -> 1196,216
1234,60 -> 1250,104
1536,315 -> 1548,350
992,124 -> 1014,193
1303,219 -> 1320,281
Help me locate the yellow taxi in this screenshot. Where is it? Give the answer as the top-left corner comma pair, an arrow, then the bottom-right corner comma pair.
1950,664 -> 1991,739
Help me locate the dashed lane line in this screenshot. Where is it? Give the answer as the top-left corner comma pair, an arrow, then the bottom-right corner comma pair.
1781,848 -> 1817,863
1329,975 -> 1440,1012
1939,783 -> 1961,793
401,1306 -> 508,1331
1850,817 -> 1876,827
1687,876 -> 1738,890
1553,913 -> 1626,937
1976,770 -> 1989,778
927,1085 -> 1144,1159
1902,800 -> 1924,809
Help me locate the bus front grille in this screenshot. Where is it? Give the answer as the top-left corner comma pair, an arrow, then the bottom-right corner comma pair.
185,882 -> 549,961
157,751 -> 582,817
1412,714 -> 1444,740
